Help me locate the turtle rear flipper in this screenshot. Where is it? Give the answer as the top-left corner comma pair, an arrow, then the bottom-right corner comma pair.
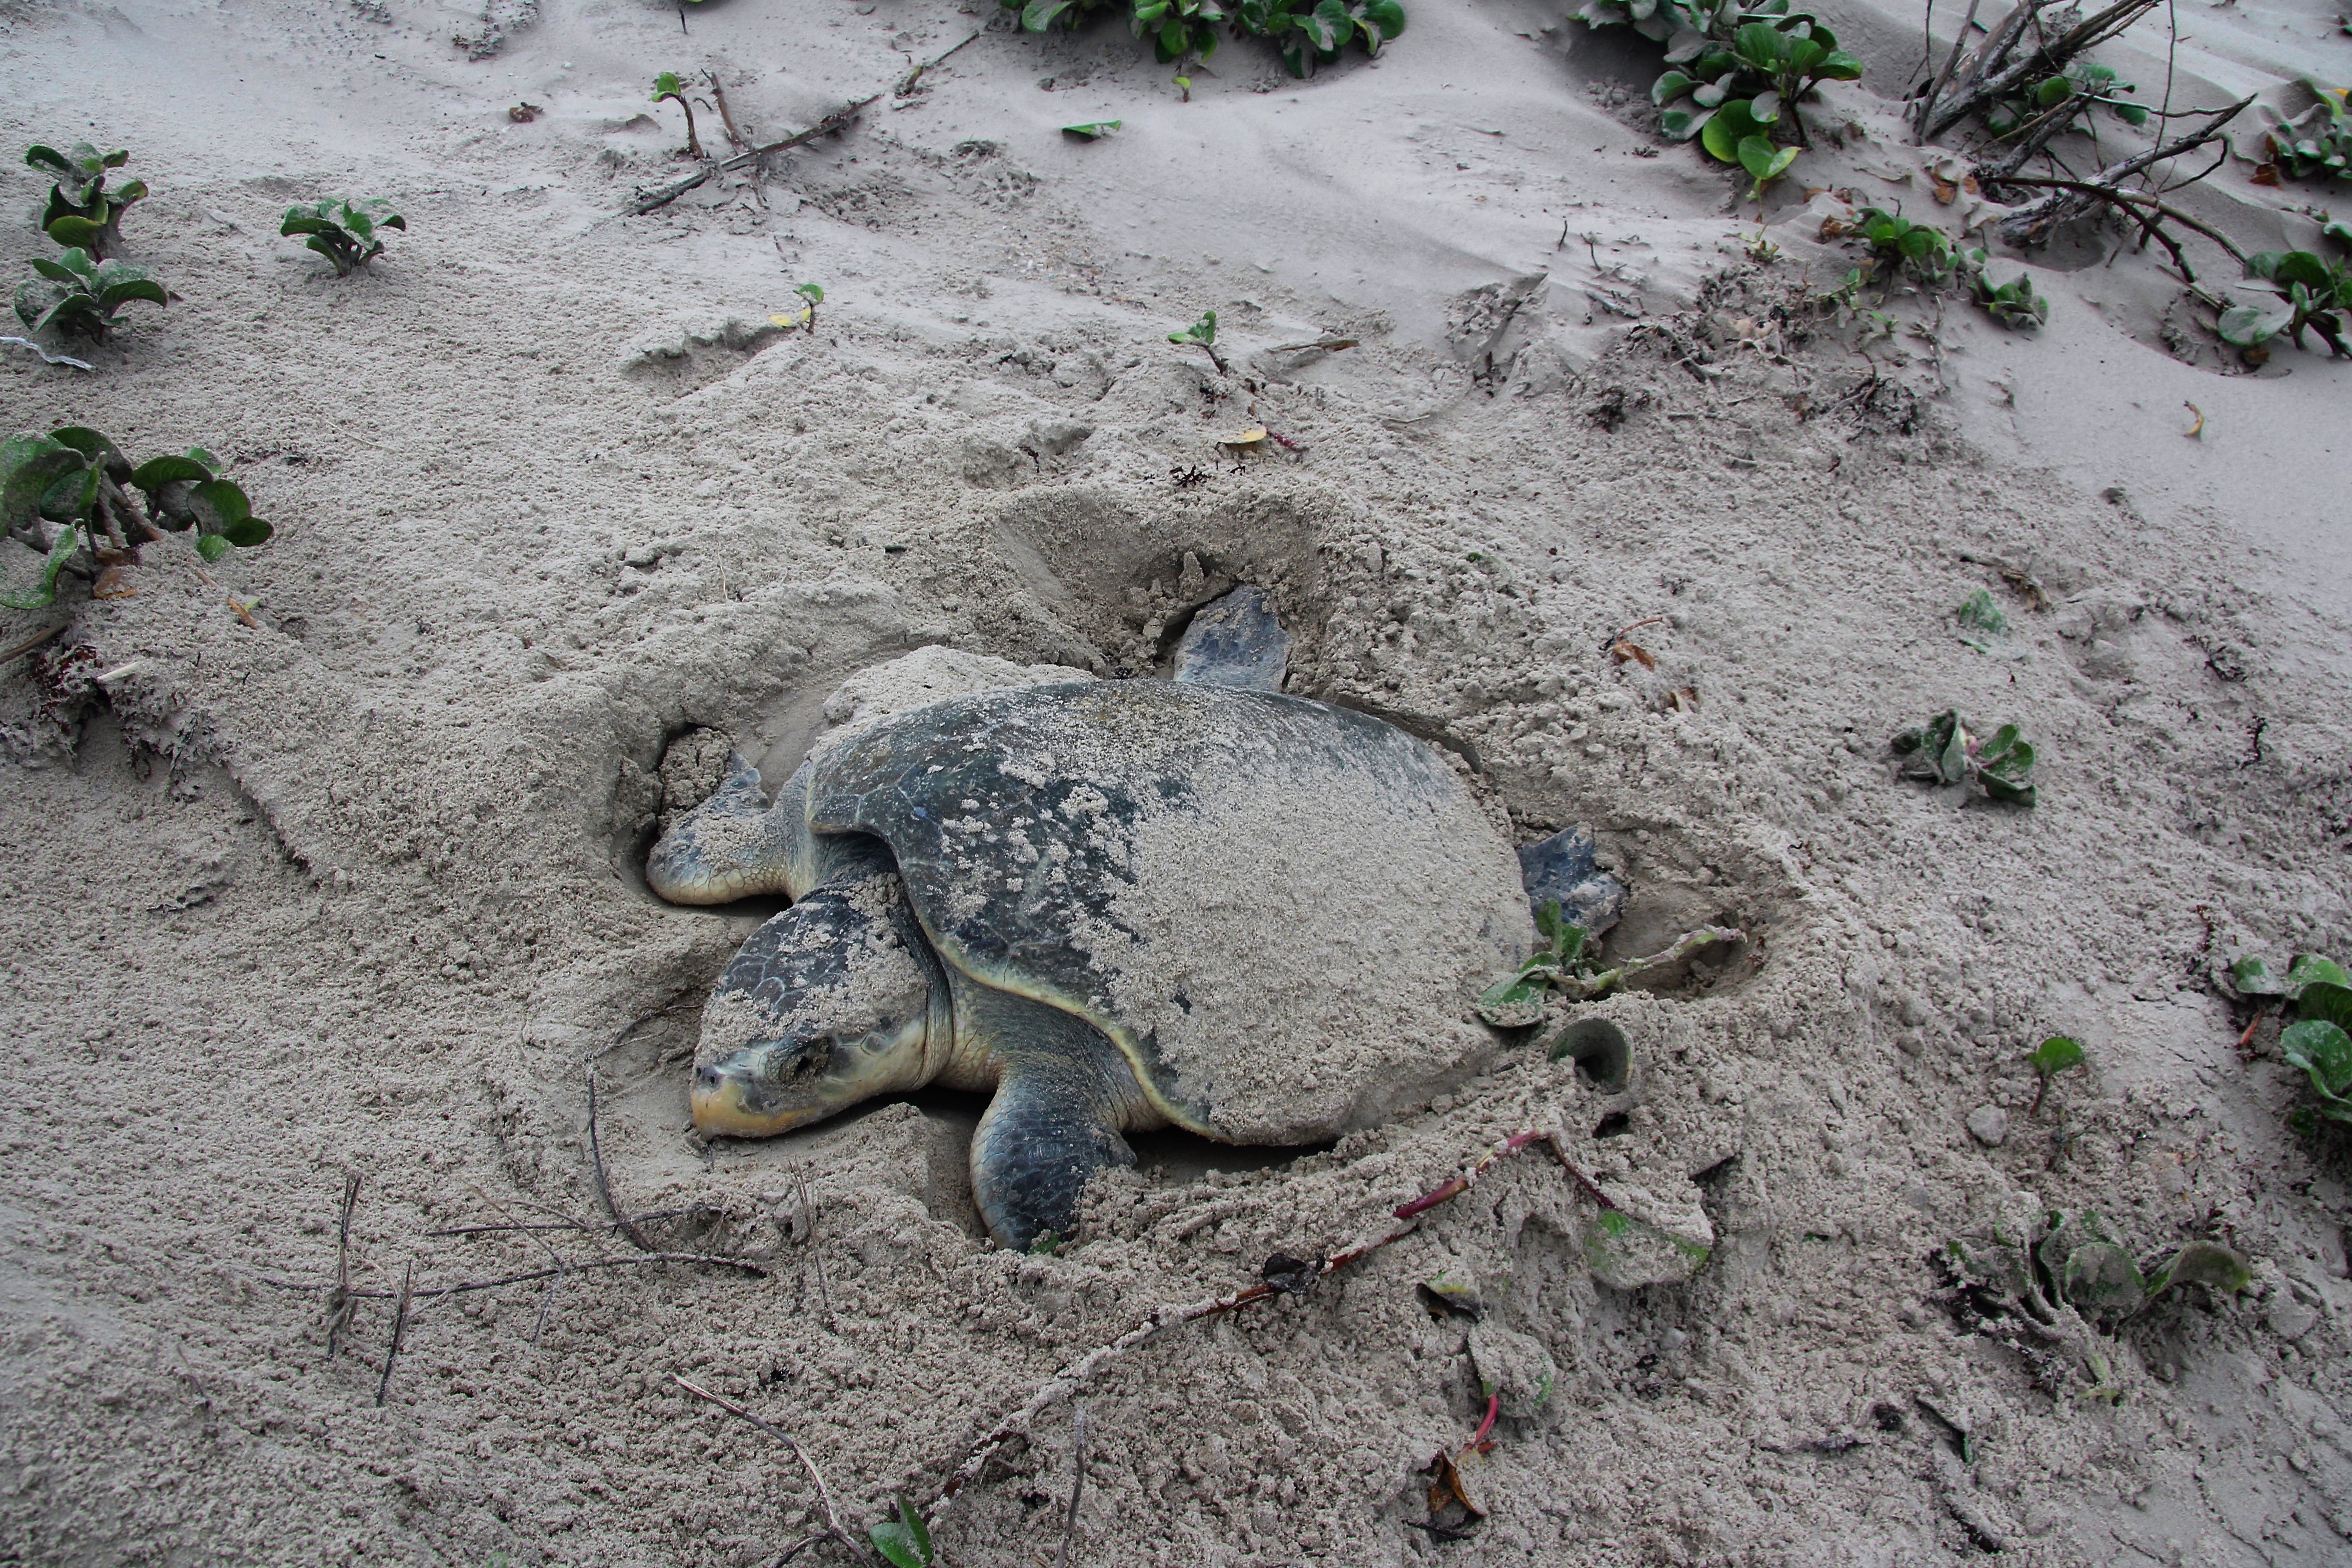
954,973 -> 1150,1250
1173,585 -> 1288,691
648,754 -> 861,904
1517,824 -> 1626,937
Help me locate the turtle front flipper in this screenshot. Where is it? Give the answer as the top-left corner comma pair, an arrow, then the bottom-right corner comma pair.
649,752 -> 841,904
956,976 -> 1151,1251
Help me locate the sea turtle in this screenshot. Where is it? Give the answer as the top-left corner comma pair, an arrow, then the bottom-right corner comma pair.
648,596 -> 1622,1249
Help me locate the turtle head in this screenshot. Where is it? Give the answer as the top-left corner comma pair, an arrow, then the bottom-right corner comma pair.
689,874 -> 941,1138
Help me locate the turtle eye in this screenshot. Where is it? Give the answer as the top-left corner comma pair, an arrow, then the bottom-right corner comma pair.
757,1039 -> 834,1086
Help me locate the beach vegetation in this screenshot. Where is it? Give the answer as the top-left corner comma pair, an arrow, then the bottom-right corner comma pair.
14,248 -> 165,340
25,141 -> 148,257
280,198 -> 406,277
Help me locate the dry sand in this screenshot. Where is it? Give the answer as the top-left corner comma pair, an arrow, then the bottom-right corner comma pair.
3,0 -> 2351,1563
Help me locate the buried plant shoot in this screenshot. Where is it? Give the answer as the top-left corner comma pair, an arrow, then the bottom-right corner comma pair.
1475,900 -> 1741,1027
1891,710 -> 2038,805
652,72 -> 707,160
2,429 -> 269,608
2027,1036 -> 2085,1116
14,249 -> 165,341
25,142 -> 148,257
1169,309 -> 1227,372
280,199 -> 406,277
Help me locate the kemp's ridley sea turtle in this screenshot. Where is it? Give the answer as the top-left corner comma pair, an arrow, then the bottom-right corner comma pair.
649,595 -> 1622,1248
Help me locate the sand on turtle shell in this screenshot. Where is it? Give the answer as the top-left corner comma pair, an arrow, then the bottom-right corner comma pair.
2,0 -> 2351,1565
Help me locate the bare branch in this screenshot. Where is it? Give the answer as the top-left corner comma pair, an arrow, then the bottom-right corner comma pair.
671,1375 -> 876,1566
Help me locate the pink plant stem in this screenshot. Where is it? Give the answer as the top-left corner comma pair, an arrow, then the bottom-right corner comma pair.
1470,1393 -> 1501,1447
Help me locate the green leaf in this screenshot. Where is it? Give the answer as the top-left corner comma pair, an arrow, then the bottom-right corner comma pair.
2282,1019 -> 2352,1098
196,533 -> 231,563
189,478 -> 253,534
795,282 -> 824,303
2285,954 -> 2351,994
1732,21 -> 1785,68
2231,955 -> 2287,997
23,144 -> 71,175
1364,0 -> 1405,39
2147,1240 -> 2252,1297
1738,136 -> 1795,183
2292,983 -> 2352,1039
2029,1036 -> 2084,1078
0,523 -> 82,611
29,257 -> 82,285
95,277 -> 167,315
1659,106 -> 1714,141
37,467 -> 97,524
1955,588 -> 2007,633
1814,48 -> 1863,80
1298,0 -> 1344,50
1476,973 -> 1548,1029
652,70 -> 684,97
2219,302 -> 2294,346
1701,100 -> 1766,163
1169,309 -> 1217,346
131,454 -> 213,490
1061,120 -> 1124,139
2059,1241 -> 2145,1314
1650,70 -> 1695,106
43,215 -> 105,249
220,515 -> 272,548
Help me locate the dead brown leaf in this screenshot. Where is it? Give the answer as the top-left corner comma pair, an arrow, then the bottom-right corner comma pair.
1610,641 -> 1656,669
1425,1447 -> 1488,1518
92,566 -> 137,600
1667,685 -> 1698,712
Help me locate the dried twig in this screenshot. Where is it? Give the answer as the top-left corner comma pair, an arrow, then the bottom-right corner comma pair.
671,1375 -> 875,1565
628,31 -> 980,217
375,1261 -> 413,1407
326,1170 -> 362,1357
333,1250 -> 767,1300
1992,97 -> 2253,251
1916,0 -> 2161,141
0,622 -> 69,668
896,27 -> 985,97
706,72 -> 752,149
586,1068 -> 652,1251
1994,173 -> 2248,266
1055,1402 -> 1087,1568
797,1167 -> 834,1318
1915,0 -> 1988,146
629,96 -> 877,215
934,1125 -> 1575,1519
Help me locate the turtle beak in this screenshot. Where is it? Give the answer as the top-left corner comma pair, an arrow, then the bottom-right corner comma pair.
690,1058 -> 818,1138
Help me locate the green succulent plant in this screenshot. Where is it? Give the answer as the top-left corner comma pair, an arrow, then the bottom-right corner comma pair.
1945,1208 -> 2250,1326
281,198 -> 407,277
25,141 -> 149,258
14,248 -> 166,340
1891,710 -> 2037,804
1575,0 -> 1859,146
2228,951 -> 2352,1131
1007,0 -> 1403,77
1,428 -> 269,607
1959,249 -> 2050,329
2253,82 -> 2351,182
1852,207 -> 1955,280
2217,250 -> 2351,357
